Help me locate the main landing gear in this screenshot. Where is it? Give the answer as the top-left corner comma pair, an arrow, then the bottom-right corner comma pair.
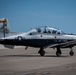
69,48 -> 74,56
56,47 -> 62,57
38,48 -> 45,56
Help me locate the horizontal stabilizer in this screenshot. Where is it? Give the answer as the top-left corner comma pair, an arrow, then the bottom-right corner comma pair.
4,45 -> 14,49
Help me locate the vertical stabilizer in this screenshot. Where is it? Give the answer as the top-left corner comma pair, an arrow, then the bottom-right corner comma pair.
0,18 -> 10,38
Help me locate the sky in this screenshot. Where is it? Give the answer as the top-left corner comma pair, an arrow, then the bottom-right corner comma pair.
0,0 -> 76,33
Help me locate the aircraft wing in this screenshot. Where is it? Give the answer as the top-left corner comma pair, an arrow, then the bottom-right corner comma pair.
44,40 -> 76,48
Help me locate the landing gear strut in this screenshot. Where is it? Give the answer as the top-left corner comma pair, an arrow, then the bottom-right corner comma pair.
56,47 -> 62,57
69,48 -> 74,56
38,48 -> 45,56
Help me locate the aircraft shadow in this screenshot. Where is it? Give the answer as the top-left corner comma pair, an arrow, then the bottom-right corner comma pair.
0,54 -> 69,57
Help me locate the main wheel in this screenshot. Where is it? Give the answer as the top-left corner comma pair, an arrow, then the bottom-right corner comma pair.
56,51 -> 61,57
69,51 -> 74,56
56,47 -> 62,57
40,50 -> 45,56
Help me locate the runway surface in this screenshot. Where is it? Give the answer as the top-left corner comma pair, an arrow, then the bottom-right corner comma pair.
0,45 -> 76,75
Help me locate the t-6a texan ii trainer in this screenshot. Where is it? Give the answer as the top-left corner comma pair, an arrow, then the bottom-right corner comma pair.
0,20 -> 76,57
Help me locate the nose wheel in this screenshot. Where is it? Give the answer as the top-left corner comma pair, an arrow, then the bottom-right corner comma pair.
38,48 -> 45,56
69,48 -> 74,56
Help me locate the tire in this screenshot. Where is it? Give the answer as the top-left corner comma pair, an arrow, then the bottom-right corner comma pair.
56,51 -> 61,57
69,51 -> 74,56
40,51 -> 45,56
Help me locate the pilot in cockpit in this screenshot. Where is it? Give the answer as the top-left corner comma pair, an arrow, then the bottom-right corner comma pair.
48,30 -> 51,33
44,29 -> 47,33
37,28 -> 41,33
43,26 -> 47,33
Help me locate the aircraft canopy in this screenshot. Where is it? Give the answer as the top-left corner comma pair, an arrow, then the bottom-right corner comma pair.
35,26 -> 64,34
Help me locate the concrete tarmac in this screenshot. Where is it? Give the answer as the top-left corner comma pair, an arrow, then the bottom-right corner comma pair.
0,45 -> 76,75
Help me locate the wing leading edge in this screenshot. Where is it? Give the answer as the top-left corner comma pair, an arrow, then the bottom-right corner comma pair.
44,40 -> 76,48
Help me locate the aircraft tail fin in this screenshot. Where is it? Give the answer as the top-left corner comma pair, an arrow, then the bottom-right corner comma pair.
0,18 -> 10,38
